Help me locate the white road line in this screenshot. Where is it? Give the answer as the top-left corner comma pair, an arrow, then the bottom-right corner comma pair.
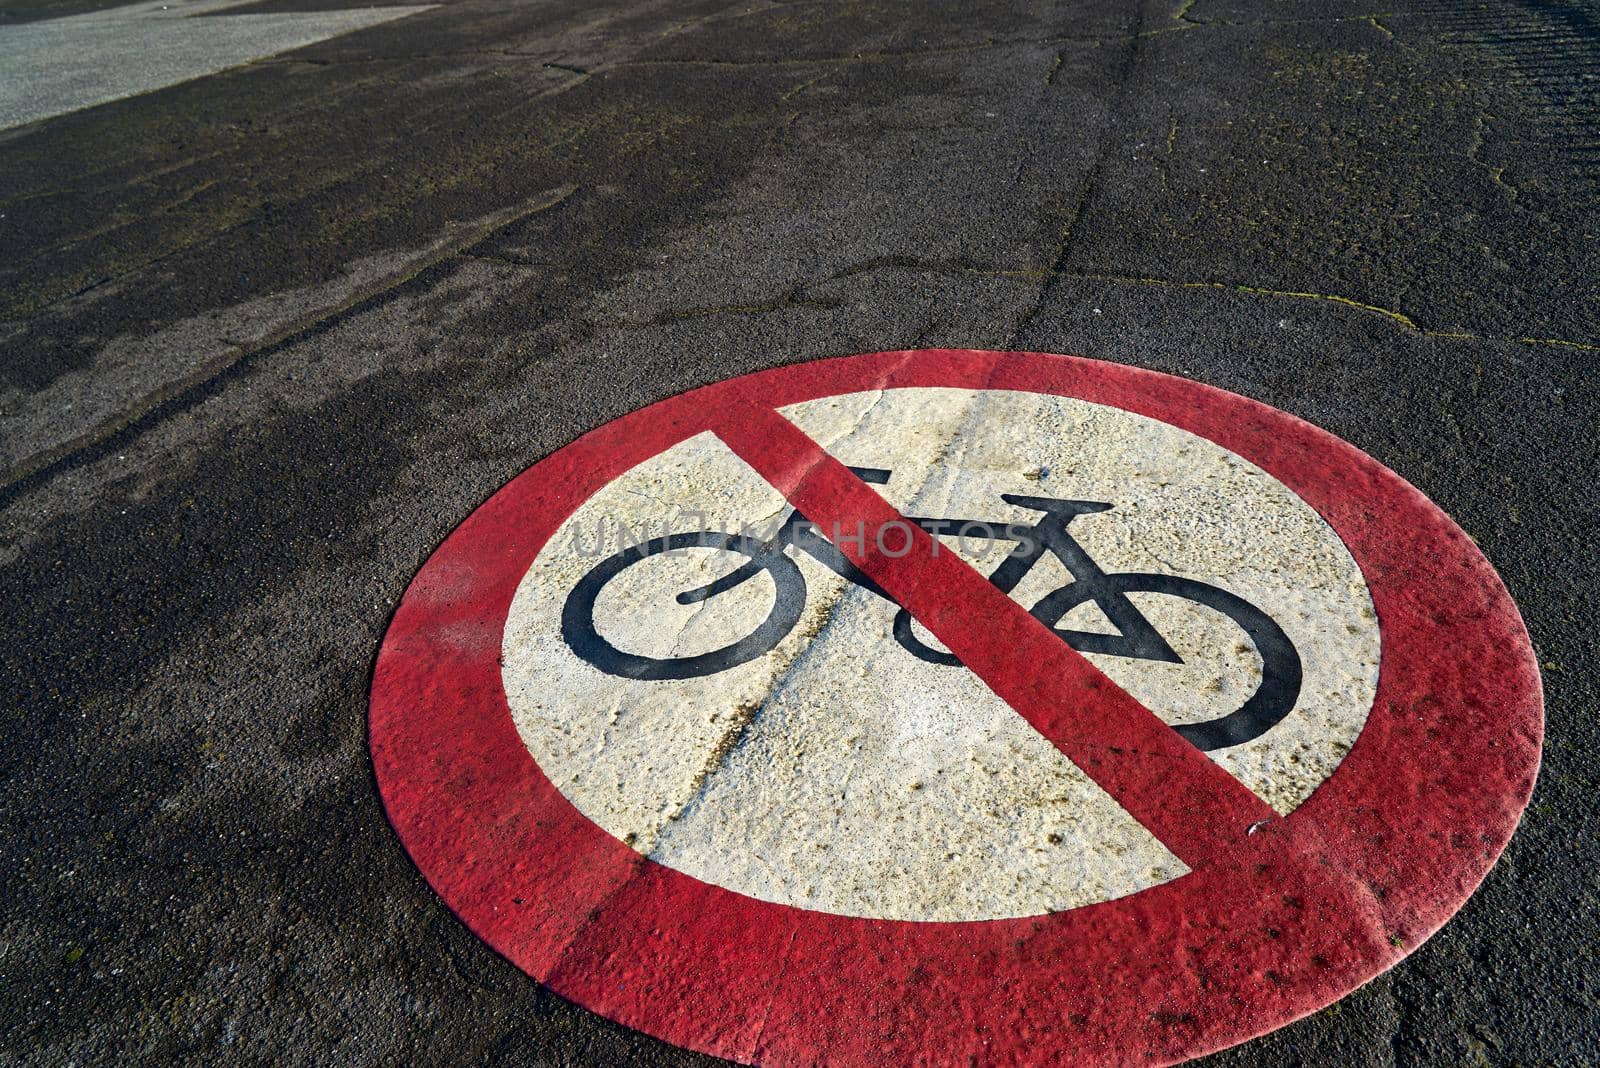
0,0 -> 433,131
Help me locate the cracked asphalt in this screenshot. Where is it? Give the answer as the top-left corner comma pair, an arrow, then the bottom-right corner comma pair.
1,0 -> 1596,1063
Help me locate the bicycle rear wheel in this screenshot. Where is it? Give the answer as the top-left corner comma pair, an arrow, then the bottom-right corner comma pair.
561,532 -> 807,681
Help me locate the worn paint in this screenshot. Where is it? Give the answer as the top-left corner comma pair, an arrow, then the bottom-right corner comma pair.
371,350 -> 1541,1067
502,386 -> 1378,920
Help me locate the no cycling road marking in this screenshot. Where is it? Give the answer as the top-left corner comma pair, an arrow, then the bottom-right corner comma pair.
371,349 -> 1541,1066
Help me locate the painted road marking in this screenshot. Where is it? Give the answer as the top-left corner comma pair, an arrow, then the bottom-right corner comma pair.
371,350 -> 1542,1066
0,0 -> 432,131
507,386 -> 1377,919
708,400 -> 1278,865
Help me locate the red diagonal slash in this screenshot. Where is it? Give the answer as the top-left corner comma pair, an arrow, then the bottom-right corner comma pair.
712,402 -> 1278,871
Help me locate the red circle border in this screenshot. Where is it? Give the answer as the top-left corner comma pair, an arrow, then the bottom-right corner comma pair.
370,350 -> 1542,1066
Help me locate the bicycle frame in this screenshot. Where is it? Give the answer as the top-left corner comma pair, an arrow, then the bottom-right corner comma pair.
569,465 -> 1301,750
678,467 -> 1181,667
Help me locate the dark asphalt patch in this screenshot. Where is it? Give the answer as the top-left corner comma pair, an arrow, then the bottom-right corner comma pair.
0,0 -> 134,23
1,0 -> 1596,1064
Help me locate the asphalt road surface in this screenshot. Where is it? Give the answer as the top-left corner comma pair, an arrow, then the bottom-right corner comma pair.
2,0 -> 1597,1064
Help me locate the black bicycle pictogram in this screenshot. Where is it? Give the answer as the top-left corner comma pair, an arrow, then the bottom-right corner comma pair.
562,467 -> 1303,751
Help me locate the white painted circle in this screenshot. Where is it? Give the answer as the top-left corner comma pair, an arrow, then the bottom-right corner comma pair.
501,387 -> 1380,921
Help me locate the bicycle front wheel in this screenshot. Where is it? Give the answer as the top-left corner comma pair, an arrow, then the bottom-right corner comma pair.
1030,572 -> 1303,751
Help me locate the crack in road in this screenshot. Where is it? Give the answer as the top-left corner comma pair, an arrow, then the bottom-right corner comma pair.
1007,5 -> 1149,347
